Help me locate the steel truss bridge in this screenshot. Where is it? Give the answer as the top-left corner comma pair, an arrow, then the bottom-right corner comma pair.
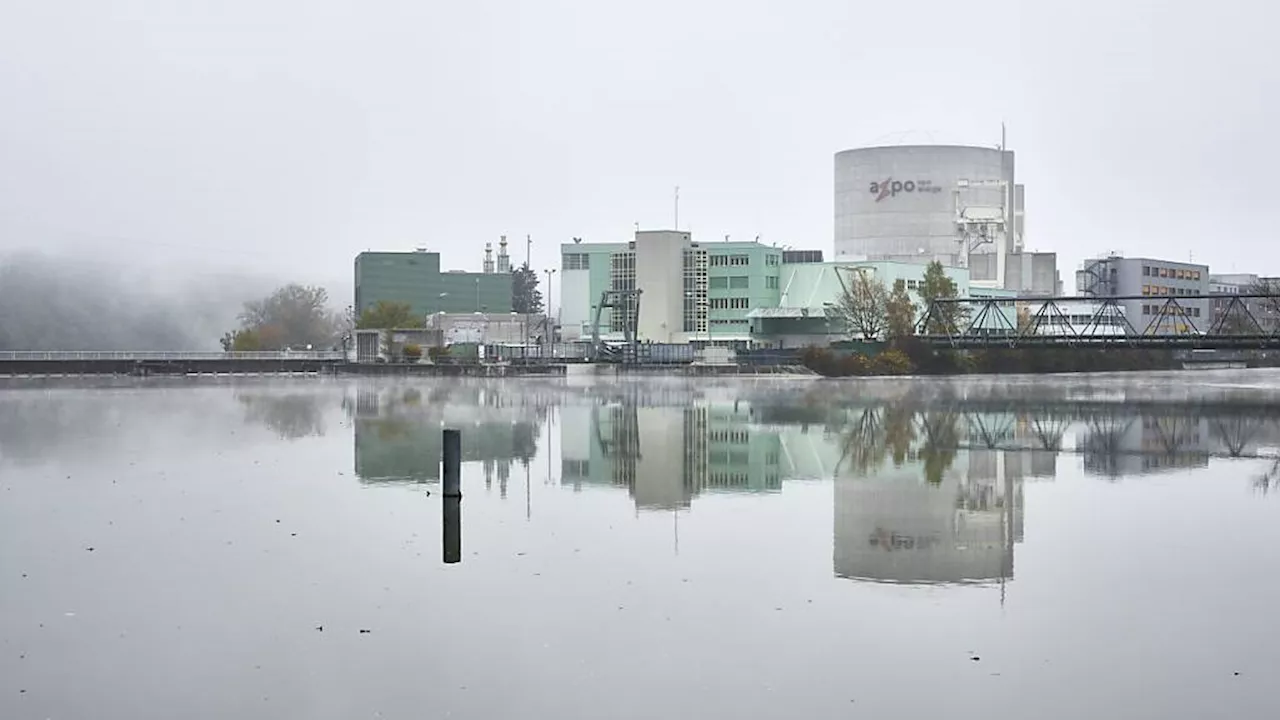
917,293 -> 1280,349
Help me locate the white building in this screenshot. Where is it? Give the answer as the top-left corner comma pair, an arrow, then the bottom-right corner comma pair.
833,144 -> 1057,295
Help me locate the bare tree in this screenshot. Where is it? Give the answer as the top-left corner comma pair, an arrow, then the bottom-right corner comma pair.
1247,278 -> 1280,333
832,269 -> 888,340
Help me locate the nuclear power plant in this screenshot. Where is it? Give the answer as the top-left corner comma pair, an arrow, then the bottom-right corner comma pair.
834,143 -> 1059,296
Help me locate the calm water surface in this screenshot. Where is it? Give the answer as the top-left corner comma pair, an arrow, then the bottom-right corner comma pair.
3,372 -> 1280,719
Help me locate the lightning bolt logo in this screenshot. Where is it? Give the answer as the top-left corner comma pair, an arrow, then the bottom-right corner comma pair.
875,177 -> 893,202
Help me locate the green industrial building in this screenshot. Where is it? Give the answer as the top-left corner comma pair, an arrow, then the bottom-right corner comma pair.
558,232 -> 786,343
354,250 -> 513,317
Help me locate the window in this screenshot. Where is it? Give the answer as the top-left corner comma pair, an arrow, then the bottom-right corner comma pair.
1143,266 -> 1151,276
1193,271 -> 1201,281
1143,305 -> 1150,315
907,279 -> 919,289
766,276 -> 779,289
729,254 -> 750,266
562,253 -> 590,270
766,254 -> 780,266
1194,307 -> 1201,317
708,277 -> 727,289
709,255 -> 728,267
729,276 -> 749,289
1160,267 -> 1168,278
1142,285 -> 1151,295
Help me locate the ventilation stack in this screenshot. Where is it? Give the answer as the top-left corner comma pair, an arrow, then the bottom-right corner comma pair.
497,235 -> 511,273
483,242 -> 495,273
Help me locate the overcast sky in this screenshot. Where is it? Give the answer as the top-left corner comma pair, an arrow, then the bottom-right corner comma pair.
1,0 -> 1276,303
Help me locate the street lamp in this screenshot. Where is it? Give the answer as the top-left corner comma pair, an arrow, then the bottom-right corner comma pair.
544,268 -> 556,346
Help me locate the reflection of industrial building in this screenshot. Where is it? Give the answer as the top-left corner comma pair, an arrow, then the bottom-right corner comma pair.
558,402 -> 783,510
347,388 -> 541,484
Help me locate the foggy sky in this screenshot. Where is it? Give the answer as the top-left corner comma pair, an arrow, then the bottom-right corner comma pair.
1,0 -> 1276,304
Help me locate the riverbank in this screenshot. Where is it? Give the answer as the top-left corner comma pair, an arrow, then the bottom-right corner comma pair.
799,343 -> 1189,377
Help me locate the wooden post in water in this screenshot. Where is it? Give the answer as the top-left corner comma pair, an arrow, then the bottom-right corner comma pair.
442,428 -> 462,498
443,497 -> 461,564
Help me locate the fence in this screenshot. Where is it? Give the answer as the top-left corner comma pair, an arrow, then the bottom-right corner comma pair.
0,351 -> 345,361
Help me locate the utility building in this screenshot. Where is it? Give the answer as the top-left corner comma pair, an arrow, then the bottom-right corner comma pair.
354,249 -> 513,318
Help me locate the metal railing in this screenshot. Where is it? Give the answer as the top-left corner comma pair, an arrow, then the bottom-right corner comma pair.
0,351 -> 346,361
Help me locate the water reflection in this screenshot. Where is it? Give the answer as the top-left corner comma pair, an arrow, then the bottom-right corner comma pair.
340,381 -> 1280,588
7,377 -> 1280,719
346,385 -> 547,486
235,392 -> 326,440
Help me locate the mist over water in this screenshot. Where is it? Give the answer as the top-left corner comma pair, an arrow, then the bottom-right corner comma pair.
0,251 -> 295,351
3,374 -> 1280,719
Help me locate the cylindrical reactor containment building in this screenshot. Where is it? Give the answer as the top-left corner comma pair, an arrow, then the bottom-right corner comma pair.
834,145 -> 1016,263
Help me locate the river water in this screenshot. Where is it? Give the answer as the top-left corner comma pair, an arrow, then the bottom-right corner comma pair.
3,372 -> 1279,719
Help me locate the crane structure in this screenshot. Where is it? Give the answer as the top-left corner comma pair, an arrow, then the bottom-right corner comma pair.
590,289 -> 643,363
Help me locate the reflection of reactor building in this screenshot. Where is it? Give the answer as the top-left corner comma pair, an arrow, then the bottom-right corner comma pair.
559,403 -> 783,510
833,460 -> 1023,585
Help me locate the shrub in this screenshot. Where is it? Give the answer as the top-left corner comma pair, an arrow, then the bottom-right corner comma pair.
870,348 -> 914,375
839,352 -> 870,376
402,343 -> 423,361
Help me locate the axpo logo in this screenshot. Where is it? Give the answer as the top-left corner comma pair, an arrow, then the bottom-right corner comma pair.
868,178 -> 942,202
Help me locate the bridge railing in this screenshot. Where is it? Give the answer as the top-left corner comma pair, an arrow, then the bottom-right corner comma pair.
0,351 -> 346,361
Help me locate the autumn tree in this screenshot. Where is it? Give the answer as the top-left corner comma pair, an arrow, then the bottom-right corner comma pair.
226,284 -> 338,350
512,263 -> 544,315
831,269 -> 888,340
916,261 -> 968,334
884,279 -> 918,340
221,329 -> 264,352
1016,305 -> 1037,334
357,301 -> 423,329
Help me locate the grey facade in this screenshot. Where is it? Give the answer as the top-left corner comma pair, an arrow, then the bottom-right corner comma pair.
834,145 -> 1021,266
1210,273 -> 1280,334
970,251 -> 1062,296
1076,256 -> 1209,334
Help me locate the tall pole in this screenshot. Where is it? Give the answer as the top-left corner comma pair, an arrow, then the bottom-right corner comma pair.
544,268 -> 555,346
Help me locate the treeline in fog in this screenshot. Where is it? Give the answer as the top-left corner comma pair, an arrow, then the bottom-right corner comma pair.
0,251 -> 283,351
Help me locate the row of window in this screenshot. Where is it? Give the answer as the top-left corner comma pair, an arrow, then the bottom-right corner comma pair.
1142,305 -> 1202,317
709,254 -> 751,267
1142,285 -> 1202,296
1143,265 -> 1202,281
709,297 -> 751,310
1041,315 -> 1126,325
708,276 -> 750,290
709,319 -> 749,326
709,430 -> 750,445
562,253 -> 591,270
707,451 -> 751,466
